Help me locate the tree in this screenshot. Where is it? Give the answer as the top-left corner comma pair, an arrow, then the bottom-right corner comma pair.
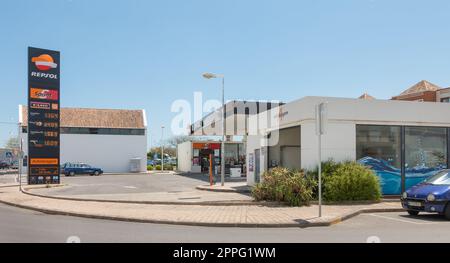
148,146 -> 176,159
147,135 -> 195,159
4,137 -> 19,149
165,135 -> 192,148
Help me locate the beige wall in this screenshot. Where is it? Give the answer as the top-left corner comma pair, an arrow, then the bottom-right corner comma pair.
268,126 -> 300,169
437,89 -> 450,102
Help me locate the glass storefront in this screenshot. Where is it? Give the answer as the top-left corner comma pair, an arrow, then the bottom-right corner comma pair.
356,125 -> 402,195
224,143 -> 246,174
357,125 -> 449,195
405,127 -> 447,189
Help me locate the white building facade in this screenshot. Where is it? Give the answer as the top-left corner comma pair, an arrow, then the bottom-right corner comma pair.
19,106 -> 148,173
246,97 -> 450,195
177,140 -> 245,176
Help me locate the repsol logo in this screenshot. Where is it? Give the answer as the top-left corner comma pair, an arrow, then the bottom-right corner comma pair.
31,71 -> 58,79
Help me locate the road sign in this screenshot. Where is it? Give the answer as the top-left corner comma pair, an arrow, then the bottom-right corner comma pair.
315,102 -> 328,135
28,47 -> 60,185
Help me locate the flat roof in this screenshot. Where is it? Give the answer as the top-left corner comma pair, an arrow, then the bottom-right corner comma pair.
249,96 -> 450,132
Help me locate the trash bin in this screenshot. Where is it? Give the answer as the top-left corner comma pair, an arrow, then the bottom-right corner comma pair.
130,158 -> 142,173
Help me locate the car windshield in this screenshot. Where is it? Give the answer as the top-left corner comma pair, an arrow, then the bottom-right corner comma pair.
424,171 -> 450,185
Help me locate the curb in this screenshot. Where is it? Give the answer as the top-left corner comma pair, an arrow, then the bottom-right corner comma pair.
0,196 -> 404,228
196,185 -> 252,194
0,184 -> 19,188
22,188 -> 282,207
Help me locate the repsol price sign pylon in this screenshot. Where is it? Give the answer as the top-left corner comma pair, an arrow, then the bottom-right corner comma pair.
27,47 -> 60,185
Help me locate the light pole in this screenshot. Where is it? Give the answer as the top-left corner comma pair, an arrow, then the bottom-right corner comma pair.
202,72 -> 225,186
161,125 -> 165,172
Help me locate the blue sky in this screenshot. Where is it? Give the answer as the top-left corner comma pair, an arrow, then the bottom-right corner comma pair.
1,0 -> 450,148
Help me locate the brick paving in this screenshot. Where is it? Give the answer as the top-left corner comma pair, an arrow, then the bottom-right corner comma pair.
0,185 -> 403,227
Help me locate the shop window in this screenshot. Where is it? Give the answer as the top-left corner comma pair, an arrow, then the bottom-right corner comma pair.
404,127 -> 447,190
356,125 -> 402,195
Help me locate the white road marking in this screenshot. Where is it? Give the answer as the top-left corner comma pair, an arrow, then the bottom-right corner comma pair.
123,186 -> 137,189
364,213 -> 435,225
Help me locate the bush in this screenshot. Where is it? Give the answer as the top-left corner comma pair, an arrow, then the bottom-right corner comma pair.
155,165 -> 161,170
324,162 -> 381,201
252,167 -> 313,206
307,160 -> 381,202
306,159 -> 341,199
147,165 -> 153,171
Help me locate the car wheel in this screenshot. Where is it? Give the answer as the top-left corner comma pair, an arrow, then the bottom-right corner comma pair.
69,171 -> 75,177
407,210 -> 419,216
94,171 -> 100,176
444,204 -> 450,220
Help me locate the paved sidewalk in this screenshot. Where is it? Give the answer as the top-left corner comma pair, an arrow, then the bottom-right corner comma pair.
27,188 -> 255,205
0,186 -> 403,227
196,182 -> 251,193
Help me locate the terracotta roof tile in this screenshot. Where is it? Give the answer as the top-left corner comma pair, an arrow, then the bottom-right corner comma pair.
358,93 -> 376,100
21,107 -> 146,129
397,80 -> 442,97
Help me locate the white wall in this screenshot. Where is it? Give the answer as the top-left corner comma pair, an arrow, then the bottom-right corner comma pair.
268,126 -> 301,169
21,132 -> 147,173
177,141 -> 192,172
246,135 -> 269,186
246,96 -> 450,186
300,121 -> 356,170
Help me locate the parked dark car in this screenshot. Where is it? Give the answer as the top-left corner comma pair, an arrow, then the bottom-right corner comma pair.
63,162 -> 103,176
401,170 -> 450,220
0,161 -> 10,169
10,161 -> 19,170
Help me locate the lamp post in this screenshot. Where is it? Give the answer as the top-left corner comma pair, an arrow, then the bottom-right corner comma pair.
202,72 -> 225,186
161,125 -> 165,172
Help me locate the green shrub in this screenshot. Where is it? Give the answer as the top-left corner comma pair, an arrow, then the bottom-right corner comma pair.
306,159 -> 342,199
324,161 -> 381,201
252,167 -> 313,206
155,165 -> 162,170
147,165 -> 153,171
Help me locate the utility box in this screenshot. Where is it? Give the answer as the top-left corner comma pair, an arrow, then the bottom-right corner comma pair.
130,158 -> 142,173
230,167 -> 241,178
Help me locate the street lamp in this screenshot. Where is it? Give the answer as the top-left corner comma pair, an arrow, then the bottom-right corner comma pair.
161,125 -> 165,172
202,72 -> 225,186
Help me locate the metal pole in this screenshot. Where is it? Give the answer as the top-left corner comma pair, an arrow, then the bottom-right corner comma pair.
209,153 -> 213,186
18,123 -> 22,191
318,133 -> 322,217
221,77 -> 225,186
161,127 -> 164,171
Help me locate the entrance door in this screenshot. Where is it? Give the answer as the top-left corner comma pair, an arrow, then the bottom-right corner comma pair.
199,149 -> 213,173
281,146 -> 301,170
254,149 -> 261,183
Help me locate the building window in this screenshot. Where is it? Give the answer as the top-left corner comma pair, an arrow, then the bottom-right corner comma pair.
357,125 -> 449,195
60,127 -> 145,135
40,127 -> 144,135
404,127 -> 447,190
441,98 -> 450,103
356,125 -> 402,195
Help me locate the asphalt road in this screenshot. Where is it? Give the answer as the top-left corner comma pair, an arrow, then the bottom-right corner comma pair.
1,203 -> 450,243
29,173 -> 244,196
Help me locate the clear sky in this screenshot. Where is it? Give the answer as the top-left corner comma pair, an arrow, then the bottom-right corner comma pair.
1,0 -> 450,148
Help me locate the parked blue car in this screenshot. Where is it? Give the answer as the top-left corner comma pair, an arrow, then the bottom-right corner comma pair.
401,170 -> 450,220
62,162 -> 103,176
